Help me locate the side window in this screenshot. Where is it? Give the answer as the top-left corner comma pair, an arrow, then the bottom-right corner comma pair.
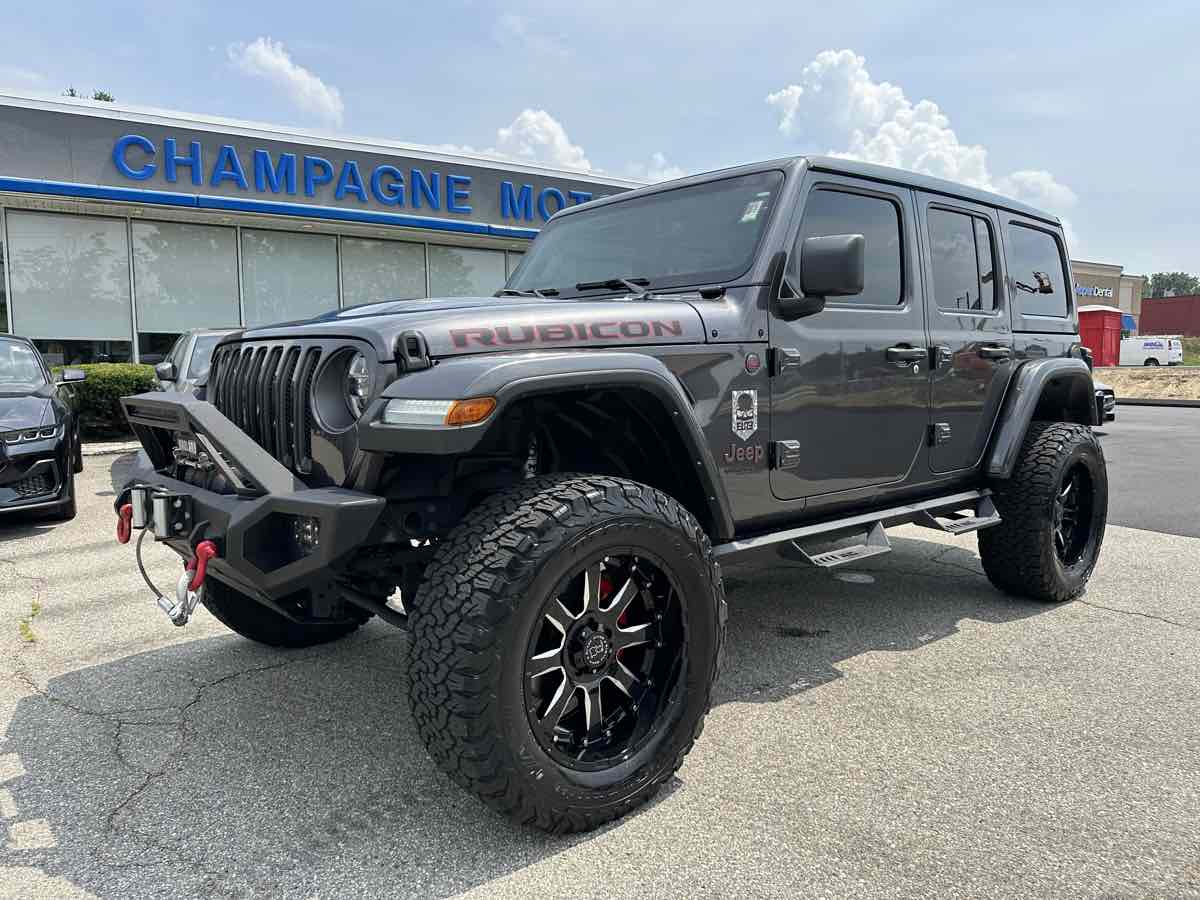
797,189 -> 903,306
927,208 -> 996,312
1006,223 -> 1068,318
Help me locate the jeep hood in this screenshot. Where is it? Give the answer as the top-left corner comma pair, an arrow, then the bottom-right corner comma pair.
239,295 -> 708,360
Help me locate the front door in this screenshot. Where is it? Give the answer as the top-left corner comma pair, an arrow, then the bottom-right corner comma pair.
916,193 -> 1014,473
769,174 -> 930,502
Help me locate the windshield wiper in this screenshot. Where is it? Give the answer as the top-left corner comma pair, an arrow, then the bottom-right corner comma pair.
495,287 -> 560,298
575,277 -> 651,294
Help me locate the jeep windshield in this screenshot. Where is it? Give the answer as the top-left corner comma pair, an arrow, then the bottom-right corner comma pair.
507,170 -> 784,298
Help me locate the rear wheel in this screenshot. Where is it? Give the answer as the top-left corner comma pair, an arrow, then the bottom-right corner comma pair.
408,474 -> 725,833
1144,358 -> 1160,366
201,579 -> 372,648
979,421 -> 1107,602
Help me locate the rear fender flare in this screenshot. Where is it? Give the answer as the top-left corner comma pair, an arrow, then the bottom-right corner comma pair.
358,350 -> 736,539
985,357 -> 1097,479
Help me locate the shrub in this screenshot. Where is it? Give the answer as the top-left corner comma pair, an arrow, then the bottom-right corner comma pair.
56,363 -> 157,436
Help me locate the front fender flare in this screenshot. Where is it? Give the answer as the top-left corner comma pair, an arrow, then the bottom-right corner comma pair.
357,350 -> 736,540
985,357 -> 1096,479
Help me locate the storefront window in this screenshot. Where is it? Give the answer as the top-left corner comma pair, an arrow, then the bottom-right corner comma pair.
34,339 -> 132,366
340,237 -> 427,306
429,245 -> 506,297
241,229 -> 339,327
133,221 -> 239,353
6,210 -> 133,347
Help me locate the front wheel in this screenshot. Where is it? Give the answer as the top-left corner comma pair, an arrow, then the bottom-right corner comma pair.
407,474 -> 725,833
979,421 -> 1107,602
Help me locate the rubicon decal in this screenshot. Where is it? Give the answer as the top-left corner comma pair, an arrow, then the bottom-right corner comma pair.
450,320 -> 684,348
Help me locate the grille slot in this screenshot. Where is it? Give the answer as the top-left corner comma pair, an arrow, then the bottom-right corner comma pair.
13,473 -> 55,498
209,341 -> 326,476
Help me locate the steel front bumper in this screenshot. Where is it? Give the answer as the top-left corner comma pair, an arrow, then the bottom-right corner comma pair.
118,391 -> 385,604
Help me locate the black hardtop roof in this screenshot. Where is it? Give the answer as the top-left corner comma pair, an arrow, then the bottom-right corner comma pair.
566,155 -> 1060,227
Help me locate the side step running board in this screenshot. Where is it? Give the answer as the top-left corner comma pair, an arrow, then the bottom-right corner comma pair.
713,488 -> 999,560
913,495 -> 1000,535
781,520 -> 891,568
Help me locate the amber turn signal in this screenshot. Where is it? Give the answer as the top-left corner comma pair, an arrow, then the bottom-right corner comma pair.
444,397 -> 497,426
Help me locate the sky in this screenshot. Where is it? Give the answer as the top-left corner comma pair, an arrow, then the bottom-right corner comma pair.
1,0 -> 1197,276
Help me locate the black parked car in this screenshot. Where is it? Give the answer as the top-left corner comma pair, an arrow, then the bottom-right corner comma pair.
0,335 -> 85,521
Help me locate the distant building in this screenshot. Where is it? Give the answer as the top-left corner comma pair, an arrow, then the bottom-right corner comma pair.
1069,259 -> 1146,331
1140,295 -> 1200,337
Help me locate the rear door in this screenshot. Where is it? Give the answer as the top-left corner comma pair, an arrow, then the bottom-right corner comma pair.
769,173 -> 931,501
916,194 -> 1014,473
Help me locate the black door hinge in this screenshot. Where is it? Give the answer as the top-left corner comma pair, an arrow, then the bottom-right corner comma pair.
770,347 -> 803,376
772,440 -> 802,469
929,423 -> 952,446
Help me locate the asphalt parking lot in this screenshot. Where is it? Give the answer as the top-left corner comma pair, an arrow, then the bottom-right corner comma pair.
1,410 -> 1197,899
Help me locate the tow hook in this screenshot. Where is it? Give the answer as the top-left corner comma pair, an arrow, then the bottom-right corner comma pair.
116,503 -> 133,544
157,540 -> 219,627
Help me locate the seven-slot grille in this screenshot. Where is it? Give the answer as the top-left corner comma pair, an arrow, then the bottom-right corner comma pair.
208,341 -> 324,474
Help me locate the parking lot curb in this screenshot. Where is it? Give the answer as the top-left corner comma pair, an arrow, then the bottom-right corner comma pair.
1117,398 -> 1200,408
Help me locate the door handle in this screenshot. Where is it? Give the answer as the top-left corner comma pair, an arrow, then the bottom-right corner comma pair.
886,346 -> 927,366
978,345 -> 1012,360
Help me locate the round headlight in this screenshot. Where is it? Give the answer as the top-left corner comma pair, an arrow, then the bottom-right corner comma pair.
346,352 -> 371,418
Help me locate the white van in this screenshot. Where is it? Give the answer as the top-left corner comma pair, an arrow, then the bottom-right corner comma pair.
1120,336 -> 1185,366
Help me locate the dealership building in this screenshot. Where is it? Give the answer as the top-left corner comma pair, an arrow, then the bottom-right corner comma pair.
0,93 -> 639,365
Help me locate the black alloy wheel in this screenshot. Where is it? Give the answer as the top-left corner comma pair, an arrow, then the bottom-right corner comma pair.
524,552 -> 684,770
408,474 -> 725,833
1053,463 -> 1094,566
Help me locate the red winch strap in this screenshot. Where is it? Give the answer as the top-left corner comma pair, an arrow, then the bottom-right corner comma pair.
116,504 -> 133,544
187,540 -> 219,592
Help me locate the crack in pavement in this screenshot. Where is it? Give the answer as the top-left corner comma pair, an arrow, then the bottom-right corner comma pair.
1077,600 -> 1200,634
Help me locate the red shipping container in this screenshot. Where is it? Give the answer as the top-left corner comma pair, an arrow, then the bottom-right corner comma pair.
1078,305 -> 1122,366
1140,295 -> 1200,337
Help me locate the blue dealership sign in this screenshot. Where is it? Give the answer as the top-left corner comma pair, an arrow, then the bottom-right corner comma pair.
112,134 -> 594,224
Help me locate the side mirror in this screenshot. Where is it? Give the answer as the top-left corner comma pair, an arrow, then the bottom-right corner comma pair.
777,234 -> 865,322
154,361 -> 177,382
1033,271 -> 1055,294
59,367 -> 86,383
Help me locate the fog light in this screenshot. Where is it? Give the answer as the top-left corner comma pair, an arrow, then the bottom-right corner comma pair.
291,515 -> 321,555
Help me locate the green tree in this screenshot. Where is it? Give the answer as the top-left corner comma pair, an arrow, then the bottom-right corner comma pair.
63,87 -> 115,101
1147,271 -> 1200,298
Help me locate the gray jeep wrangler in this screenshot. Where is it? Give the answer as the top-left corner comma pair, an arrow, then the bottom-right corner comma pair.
116,156 -> 1107,833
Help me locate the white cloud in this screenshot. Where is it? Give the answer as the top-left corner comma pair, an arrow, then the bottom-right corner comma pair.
766,49 -> 1076,215
227,37 -> 344,126
626,152 -> 686,183
492,14 -> 570,61
494,109 -> 592,171
0,65 -> 45,88
424,110 -> 686,184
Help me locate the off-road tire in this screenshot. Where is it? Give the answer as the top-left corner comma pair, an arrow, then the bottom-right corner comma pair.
979,421 -> 1107,602
201,579 -> 372,648
407,474 -> 726,833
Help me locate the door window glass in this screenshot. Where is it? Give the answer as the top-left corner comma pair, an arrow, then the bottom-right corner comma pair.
927,208 -> 996,312
1006,223 -> 1068,317
797,190 -> 902,306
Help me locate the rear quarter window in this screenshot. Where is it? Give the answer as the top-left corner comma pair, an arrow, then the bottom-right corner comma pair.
1006,223 -> 1068,318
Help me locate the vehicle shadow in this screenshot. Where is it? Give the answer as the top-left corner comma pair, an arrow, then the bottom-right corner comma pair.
0,534 -> 1050,898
